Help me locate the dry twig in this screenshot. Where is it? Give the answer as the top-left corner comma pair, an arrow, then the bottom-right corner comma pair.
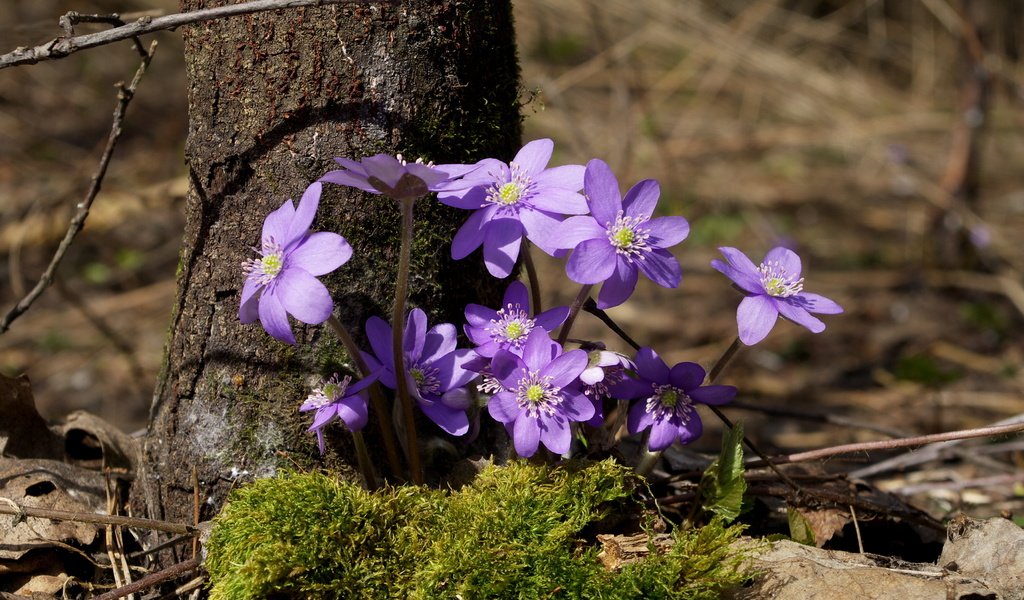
0,0 -> 364,70
0,40 -> 157,334
91,556 -> 202,600
0,497 -> 195,536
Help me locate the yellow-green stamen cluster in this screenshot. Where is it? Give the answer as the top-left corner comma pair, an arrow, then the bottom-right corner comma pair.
487,164 -> 532,212
758,260 -> 804,298
242,238 -> 286,286
306,374 -> 352,410
487,304 -> 536,350
496,182 -> 522,205
408,364 -> 441,397
606,211 -> 652,261
645,384 -> 694,423
515,370 -> 560,418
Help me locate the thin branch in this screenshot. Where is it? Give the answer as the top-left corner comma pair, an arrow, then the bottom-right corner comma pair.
0,497 -> 195,536
0,0 -> 364,70
848,413 -> 1024,479
0,40 -> 156,335
91,556 -> 202,600
752,420 -> 1024,469
57,12 -> 148,58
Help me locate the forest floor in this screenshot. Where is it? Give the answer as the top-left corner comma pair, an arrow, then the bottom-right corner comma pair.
2,0 -> 1024,597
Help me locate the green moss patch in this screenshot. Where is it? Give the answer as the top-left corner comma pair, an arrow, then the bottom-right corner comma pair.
205,460 -> 753,599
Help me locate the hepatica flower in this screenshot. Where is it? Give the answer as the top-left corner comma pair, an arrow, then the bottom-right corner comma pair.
437,138 -> 588,278
580,347 -> 634,399
240,182 -> 352,344
614,348 -> 736,451
362,308 -> 477,436
320,153 -> 476,201
464,280 -> 569,358
552,159 -> 690,309
300,371 -> 376,455
711,246 -> 843,345
487,331 -> 593,457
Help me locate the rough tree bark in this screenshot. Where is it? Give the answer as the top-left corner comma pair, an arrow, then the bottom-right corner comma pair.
134,0 -> 521,533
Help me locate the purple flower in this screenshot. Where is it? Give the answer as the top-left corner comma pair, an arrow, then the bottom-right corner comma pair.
464,280 -> 570,358
240,182 -> 352,344
552,159 -> 690,309
437,139 -> 587,278
711,246 -> 843,346
320,153 -> 477,201
300,371 -> 377,455
487,331 -> 593,457
580,347 -> 634,398
614,348 -> 736,451
362,308 -> 478,436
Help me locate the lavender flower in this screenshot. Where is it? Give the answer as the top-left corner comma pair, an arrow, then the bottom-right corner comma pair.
464,280 -> 569,358
552,159 -> 690,309
613,348 -> 736,451
300,371 -> 377,455
362,308 -> 477,436
320,153 -> 477,201
580,347 -> 634,398
711,246 -> 843,345
240,182 -> 352,344
487,331 -> 593,457
437,139 -> 587,278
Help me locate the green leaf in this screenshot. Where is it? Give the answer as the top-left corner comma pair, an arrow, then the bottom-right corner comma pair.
787,508 -> 816,546
701,423 -> 747,523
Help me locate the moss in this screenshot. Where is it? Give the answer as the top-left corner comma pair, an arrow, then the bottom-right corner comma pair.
206,460 -> 755,599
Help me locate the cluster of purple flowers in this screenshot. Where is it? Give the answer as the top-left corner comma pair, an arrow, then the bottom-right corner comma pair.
239,140 -> 842,458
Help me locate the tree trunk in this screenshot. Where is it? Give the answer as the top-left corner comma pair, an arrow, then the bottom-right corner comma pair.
134,0 -> 520,534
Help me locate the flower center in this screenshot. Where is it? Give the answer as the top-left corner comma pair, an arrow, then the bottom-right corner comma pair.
486,164 -> 532,213
306,375 -> 352,410
515,369 -> 560,417
408,364 -> 441,398
645,384 -> 695,423
260,254 -> 283,278
497,182 -> 522,205
487,304 -> 536,350
606,211 -> 651,260
242,238 -> 286,286
758,261 -> 804,298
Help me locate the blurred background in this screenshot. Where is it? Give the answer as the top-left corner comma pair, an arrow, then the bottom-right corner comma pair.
2,0 -> 1023,519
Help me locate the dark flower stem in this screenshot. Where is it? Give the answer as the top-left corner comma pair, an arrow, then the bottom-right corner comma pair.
327,314 -> 402,484
393,199 -> 423,485
582,297 -> 641,350
556,284 -> 593,345
707,336 -> 742,383
521,240 -> 543,313
701,336 -> 803,494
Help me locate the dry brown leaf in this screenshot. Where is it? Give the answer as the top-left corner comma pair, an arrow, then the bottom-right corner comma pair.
737,540 -> 996,600
54,411 -> 139,472
0,373 -> 63,460
597,533 -> 674,571
0,459 -> 105,561
940,517 -> 1024,600
794,507 -> 850,548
